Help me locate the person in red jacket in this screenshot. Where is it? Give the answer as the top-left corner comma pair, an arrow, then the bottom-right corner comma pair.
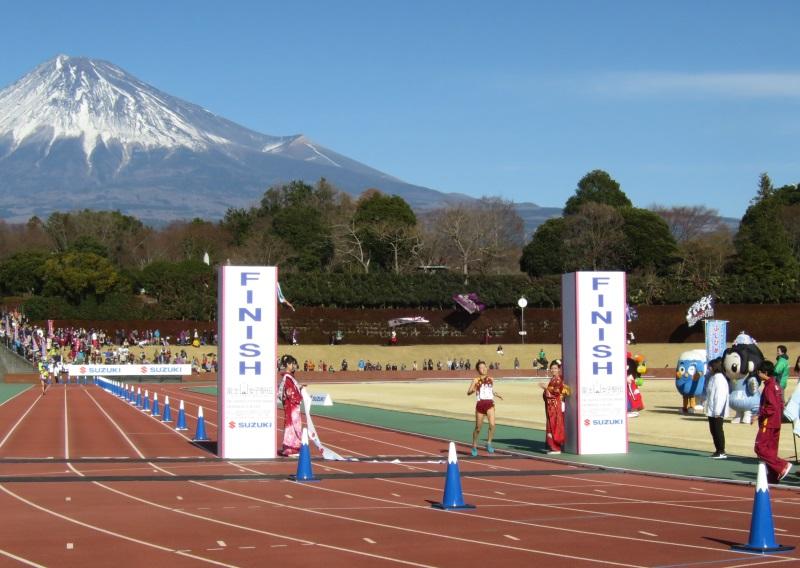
278,355 -> 304,457
754,360 -> 792,483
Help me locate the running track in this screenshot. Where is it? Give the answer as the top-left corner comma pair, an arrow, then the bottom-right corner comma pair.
0,383 -> 799,567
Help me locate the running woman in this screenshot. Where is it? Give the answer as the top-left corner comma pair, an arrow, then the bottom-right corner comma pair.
37,360 -> 49,396
467,360 -> 503,456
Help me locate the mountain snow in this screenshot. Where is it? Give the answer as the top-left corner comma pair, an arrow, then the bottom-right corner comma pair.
0,55 -> 559,231
0,55 -> 300,162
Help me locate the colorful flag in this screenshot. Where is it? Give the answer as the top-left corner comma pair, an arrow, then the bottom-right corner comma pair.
704,320 -> 727,361
686,295 -> 714,327
453,293 -> 486,314
387,316 -> 430,328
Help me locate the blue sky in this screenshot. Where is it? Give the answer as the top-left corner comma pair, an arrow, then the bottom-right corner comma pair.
2,1 -> 799,219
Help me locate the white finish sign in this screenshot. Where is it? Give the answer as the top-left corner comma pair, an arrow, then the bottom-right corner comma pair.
562,272 -> 628,455
68,364 -> 191,376
218,266 -> 278,459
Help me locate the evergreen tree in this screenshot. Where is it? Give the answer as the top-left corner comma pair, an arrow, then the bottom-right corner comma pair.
563,170 -> 632,216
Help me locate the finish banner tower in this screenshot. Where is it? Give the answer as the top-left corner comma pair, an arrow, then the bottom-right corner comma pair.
218,266 -> 278,459
562,272 -> 628,455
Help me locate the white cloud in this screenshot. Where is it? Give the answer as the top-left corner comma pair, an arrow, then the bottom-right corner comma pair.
594,72 -> 800,98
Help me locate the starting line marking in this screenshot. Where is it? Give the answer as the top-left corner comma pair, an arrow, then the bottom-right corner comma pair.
638,531 -> 657,537
363,538 -> 376,544
504,535 -> 520,541
217,541 -> 226,547
66,543 -> 74,550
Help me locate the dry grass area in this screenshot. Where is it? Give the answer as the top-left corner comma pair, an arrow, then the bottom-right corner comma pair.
307,374 -> 800,459
73,340 -> 799,372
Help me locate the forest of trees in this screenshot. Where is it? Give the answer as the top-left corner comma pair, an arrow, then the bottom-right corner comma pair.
0,170 -> 798,320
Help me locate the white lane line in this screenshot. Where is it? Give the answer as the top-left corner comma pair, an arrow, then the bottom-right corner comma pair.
0,391 -> 42,449
638,531 -> 657,537
239,546 -> 256,549
64,388 -> 70,460
271,544 -> 288,548
384,477 -> 761,545
0,548 -> 47,567
0,485 -> 239,567
98,482 -> 436,568
478,475 -> 780,524
82,389 -> 175,477
593,489 -> 607,494
504,535 -> 520,541
64,388 -> 84,477
363,538 -> 376,544
82,389 -> 144,459
198,481 -> 642,567
351,477 -> 764,557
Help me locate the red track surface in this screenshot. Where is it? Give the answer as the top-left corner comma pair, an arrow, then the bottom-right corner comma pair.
1,383 -> 800,567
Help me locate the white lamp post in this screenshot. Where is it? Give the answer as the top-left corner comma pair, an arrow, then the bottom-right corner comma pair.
517,297 -> 528,344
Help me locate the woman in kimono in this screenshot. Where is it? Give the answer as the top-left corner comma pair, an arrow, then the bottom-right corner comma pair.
541,360 -> 569,454
278,355 -> 304,457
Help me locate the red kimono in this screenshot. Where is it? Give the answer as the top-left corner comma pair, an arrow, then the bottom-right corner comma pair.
543,375 -> 566,452
754,375 -> 789,482
280,372 -> 303,456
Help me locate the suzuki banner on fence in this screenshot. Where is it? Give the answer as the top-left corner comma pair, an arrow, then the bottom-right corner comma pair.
68,364 -> 191,376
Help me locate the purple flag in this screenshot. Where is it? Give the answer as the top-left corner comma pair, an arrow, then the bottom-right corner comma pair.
453,293 -> 486,315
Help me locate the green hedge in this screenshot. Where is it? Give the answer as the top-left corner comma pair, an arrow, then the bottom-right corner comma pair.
280,273 -> 562,308
17,271 -> 800,319
23,293 -> 151,320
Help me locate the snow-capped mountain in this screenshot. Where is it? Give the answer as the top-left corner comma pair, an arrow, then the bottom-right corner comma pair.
0,55 -> 560,229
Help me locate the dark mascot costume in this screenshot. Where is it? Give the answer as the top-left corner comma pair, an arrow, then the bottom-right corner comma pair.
723,333 -> 764,425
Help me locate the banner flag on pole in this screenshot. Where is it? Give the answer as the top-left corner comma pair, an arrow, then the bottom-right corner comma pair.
705,320 -> 728,361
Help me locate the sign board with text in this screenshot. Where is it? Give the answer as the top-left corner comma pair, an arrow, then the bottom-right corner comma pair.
218,266 -> 278,459
562,272 -> 628,455
68,364 -> 191,376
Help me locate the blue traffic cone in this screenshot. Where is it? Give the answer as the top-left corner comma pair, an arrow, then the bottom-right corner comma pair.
129,385 -> 137,405
175,400 -> 188,430
136,387 -> 143,408
152,392 -> 160,417
432,442 -> 476,510
193,406 -> 208,441
143,389 -> 151,413
732,462 -> 795,553
161,396 -> 172,422
289,428 -> 319,482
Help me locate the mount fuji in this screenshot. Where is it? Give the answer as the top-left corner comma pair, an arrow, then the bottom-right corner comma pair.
0,55 -> 560,229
